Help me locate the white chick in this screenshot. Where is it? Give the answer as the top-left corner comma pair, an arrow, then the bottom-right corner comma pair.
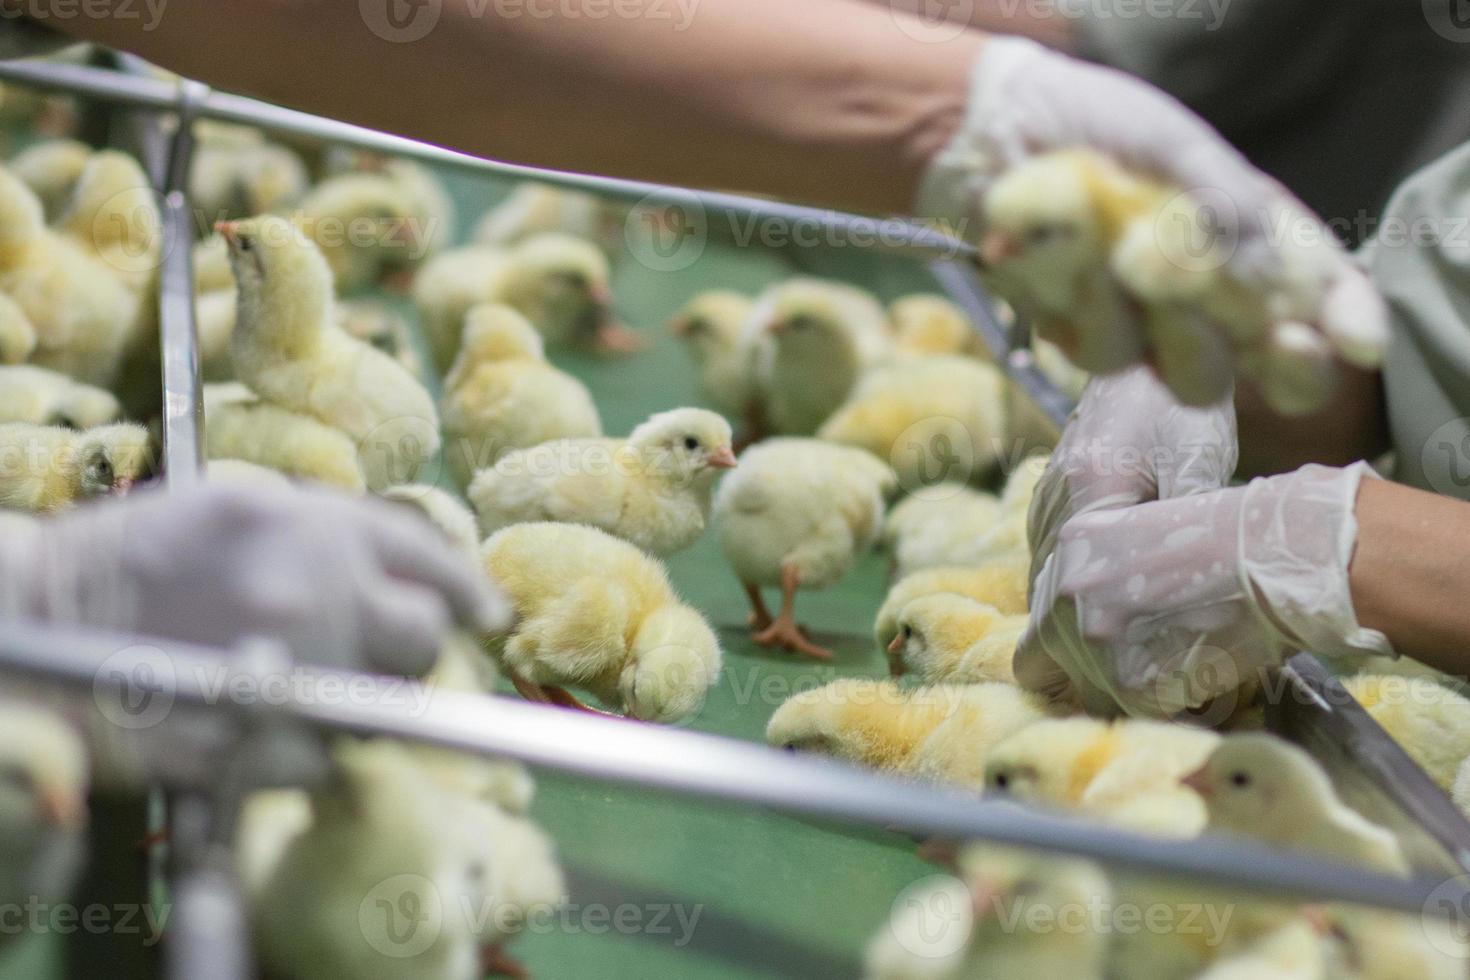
818,355 -> 1008,495
0,166 -> 146,388
887,594 -> 1025,685
0,291 -> 35,365
883,485 -> 1001,578
379,484 -> 482,559
766,679 -> 1045,788
56,149 -> 162,296
743,277 -> 894,436
667,289 -> 756,420
715,438 -> 895,659
0,422 -> 153,513
1339,673 -> 1470,791
874,564 -> 1031,655
220,215 -> 440,491
440,303 -> 602,488
203,382 -> 367,493
1182,734 -> 1409,874
0,365 -> 120,428
865,845 -> 1112,980
470,407 -> 733,557
482,522 -> 723,723
474,182 -> 623,251
985,717 -> 1219,837
886,293 -> 985,359
8,138 -> 91,221
0,702 -> 89,936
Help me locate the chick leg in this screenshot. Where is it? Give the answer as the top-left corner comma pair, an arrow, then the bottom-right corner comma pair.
510,673 -> 620,717
751,563 -> 833,660
742,583 -> 774,631
481,944 -> 529,980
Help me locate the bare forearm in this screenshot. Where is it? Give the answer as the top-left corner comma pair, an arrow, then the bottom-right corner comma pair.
1350,478 -> 1470,672
49,0 -> 982,214
878,0 -> 1079,52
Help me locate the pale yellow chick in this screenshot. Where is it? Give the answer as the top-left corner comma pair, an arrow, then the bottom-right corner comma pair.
887,293 -> 985,359
1182,734 -> 1409,874
883,484 -> 1002,579
56,149 -> 162,296
440,303 -> 602,488
220,215 -> 440,491
470,407 -> 734,557
874,564 -> 1030,655
887,594 -> 1024,685
205,458 -> 293,488
8,138 -> 91,221
667,289 -> 756,419
0,422 -> 152,513
203,382 -> 367,493
818,355 -> 1008,494
190,137 -> 309,223
921,455 -> 1048,573
474,182 -> 623,251
1340,673 -> 1470,791
984,717 -> 1219,837
379,484 -> 482,560
715,438 -> 895,659
1195,920 -> 1325,980
0,291 -> 34,365
482,522 -> 722,723
1320,905 -> 1468,980
744,277 -> 894,436
297,170 -> 426,293
0,365 -> 120,428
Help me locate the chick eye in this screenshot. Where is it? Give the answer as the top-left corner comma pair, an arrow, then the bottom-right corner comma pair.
683,436 -> 700,451
782,744 -> 798,754
993,772 -> 1010,790
902,625 -> 913,640
94,457 -> 113,482
1026,225 -> 1065,246
1229,771 -> 1252,788
238,236 -> 253,252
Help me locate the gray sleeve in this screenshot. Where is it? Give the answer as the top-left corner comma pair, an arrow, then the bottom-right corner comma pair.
1359,140 -> 1470,500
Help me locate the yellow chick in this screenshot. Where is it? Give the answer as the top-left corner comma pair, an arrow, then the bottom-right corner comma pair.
1453,755 -> 1470,818
874,564 -> 1030,655
767,679 -> 1045,788
1182,734 -> 1409,874
0,166 -> 147,389
296,170 -> 426,293
865,845 -> 1112,980
744,277 -> 894,436
336,298 -> 426,381
0,291 -> 35,365
377,159 -> 456,267
205,458 -> 294,488
667,289 -> 756,420
1320,905 -> 1467,980
414,232 -> 632,372
440,303 -> 602,488
219,215 -> 440,491
0,365 -> 120,428
1195,920 -> 1325,980
56,149 -> 163,296
886,293 -> 985,359
378,484 -> 482,560
887,594 -> 1024,685
918,454 -> 1048,574
985,717 -> 1219,837
470,407 -> 734,557
1339,673 -> 1470,791
883,484 -> 1002,578
190,137 -> 309,224
474,182 -> 624,252
203,382 -> 367,493
8,138 -> 91,221
482,522 -> 722,723
715,438 -> 896,659
818,355 -> 1008,494
0,422 -> 153,513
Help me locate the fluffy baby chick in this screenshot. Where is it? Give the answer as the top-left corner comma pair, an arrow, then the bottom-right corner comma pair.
190,137 -> 308,223
817,356 -> 1008,494
220,215 -> 440,491
715,438 -> 895,659
865,846 -> 1112,980
886,293 -> 984,359
203,382 -> 367,492
0,702 -> 89,934
1320,905 -> 1467,980
8,138 -> 91,221
56,150 -> 162,296
474,182 -> 624,252
206,458 -> 294,488
744,277 -> 894,436
0,422 -> 152,513
667,289 -> 756,419
469,407 -> 734,557
921,455 -> 1047,573
379,484 -> 482,559
1339,673 -> 1470,791
482,522 -> 723,723
1196,920 -> 1325,980
1182,734 -> 1409,874
440,303 -> 602,488
985,718 -> 1219,837
0,166 -> 146,388
874,564 -> 1030,656
0,365 -> 120,428
883,484 -> 1001,578
0,292 -> 34,365
296,170 -> 425,293
888,594 -> 1025,685
767,679 -> 1045,788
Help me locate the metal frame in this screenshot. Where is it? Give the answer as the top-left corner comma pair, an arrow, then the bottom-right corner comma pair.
2,54 -> 1469,978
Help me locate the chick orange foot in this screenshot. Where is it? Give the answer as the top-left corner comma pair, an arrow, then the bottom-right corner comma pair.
742,583 -> 774,631
481,944 -> 529,979
509,673 -> 622,717
752,616 -> 832,661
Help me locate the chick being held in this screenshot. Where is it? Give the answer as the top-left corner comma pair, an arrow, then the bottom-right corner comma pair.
0,422 -> 152,513
887,594 -> 1024,685
0,365 -> 120,428
441,303 -> 602,488
715,438 -> 895,659
482,522 -> 722,723
469,407 -> 733,557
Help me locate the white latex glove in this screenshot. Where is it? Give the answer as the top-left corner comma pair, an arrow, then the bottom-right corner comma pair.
918,37 -> 1387,409
0,483 -> 510,677
1019,462 -> 1393,718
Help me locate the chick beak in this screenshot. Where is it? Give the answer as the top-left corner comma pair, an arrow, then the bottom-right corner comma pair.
667,315 -> 691,337
1180,766 -> 1212,797
886,633 -> 905,655
979,230 -> 1022,267
707,445 -> 738,469
589,283 -> 613,308
37,787 -> 84,831
112,476 -> 134,496
765,318 -> 788,336
215,221 -> 240,247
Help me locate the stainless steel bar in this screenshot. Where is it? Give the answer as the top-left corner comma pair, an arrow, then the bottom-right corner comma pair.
0,619 -> 1463,921
0,60 -> 973,263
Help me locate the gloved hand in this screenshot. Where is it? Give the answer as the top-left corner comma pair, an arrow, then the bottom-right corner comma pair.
1019,462 -> 1393,717
1,482 -> 511,677
918,37 -> 1386,411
